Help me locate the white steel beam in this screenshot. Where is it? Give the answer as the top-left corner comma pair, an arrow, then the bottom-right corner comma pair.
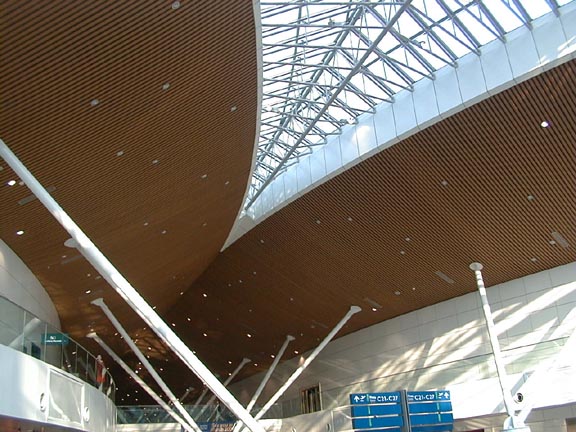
87,332 -> 194,432
91,297 -> 201,432
243,305 -> 361,430
0,139 -> 266,432
469,263 -> 526,431
233,335 -> 295,432
196,357 -> 251,420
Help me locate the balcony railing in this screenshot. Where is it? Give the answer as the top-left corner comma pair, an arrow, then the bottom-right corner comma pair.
0,295 -> 115,400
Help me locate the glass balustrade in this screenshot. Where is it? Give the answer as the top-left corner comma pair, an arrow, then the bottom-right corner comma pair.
0,295 -> 115,400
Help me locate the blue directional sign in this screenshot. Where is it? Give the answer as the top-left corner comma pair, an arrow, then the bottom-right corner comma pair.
42,333 -> 69,345
407,391 -> 453,432
350,392 -> 403,431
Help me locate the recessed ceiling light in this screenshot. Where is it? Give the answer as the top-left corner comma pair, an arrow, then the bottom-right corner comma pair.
371,307 -> 377,312
540,121 -> 550,128
203,333 -> 207,337
16,230 -> 24,236
530,257 -> 538,262
527,195 -> 535,201
253,271 -> 257,275
116,150 -> 124,157
400,250 -> 406,255
394,291 -> 401,296
347,217 -> 353,222
187,317 -> 191,321
85,290 -> 91,294
171,1 -> 181,9
171,323 -> 176,327
549,240 -> 556,245
228,360 -> 232,364
441,180 -> 448,187
225,180 -> 230,186
143,222 -> 149,226
551,231 -> 570,248
270,354 -> 275,358
239,279 -> 243,283
180,291 -> 184,295
253,363 -> 258,367
294,350 -> 299,354
230,106 -> 237,112
86,273 -> 91,277
202,222 -> 207,227
162,83 -> 171,91
405,237 -> 411,242
90,99 -> 99,106
201,174 -> 207,179
202,293 -> 207,298
7,180 -> 16,186
316,220 -> 321,224
152,159 -> 159,164
260,239 -> 265,244
412,287 -> 416,291
161,230 -> 167,234
152,306 -> 157,310
246,333 -> 252,338
435,271 -> 455,284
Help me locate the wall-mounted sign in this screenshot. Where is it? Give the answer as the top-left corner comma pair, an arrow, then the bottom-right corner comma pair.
42,333 -> 70,345
349,390 -> 453,432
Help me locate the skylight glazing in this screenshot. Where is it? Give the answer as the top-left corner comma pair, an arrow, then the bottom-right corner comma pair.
247,0 -> 570,208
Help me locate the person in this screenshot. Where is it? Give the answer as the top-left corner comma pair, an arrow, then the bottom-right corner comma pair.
96,355 -> 106,391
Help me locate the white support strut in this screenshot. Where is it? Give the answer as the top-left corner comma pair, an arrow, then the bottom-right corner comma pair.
0,139 -> 266,432
233,334 -> 295,432
91,298 -> 202,432
469,263 -> 527,431
243,305 -> 361,431
87,332 -> 194,432
197,357 -> 251,420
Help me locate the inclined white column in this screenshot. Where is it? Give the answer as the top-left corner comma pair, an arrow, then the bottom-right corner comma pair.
0,139 -> 265,432
244,305 -> 361,430
233,335 -> 295,432
87,332 -> 195,432
469,263 -> 526,431
92,298 -> 202,432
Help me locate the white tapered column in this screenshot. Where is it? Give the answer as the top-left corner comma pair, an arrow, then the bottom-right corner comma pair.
197,357 -> 251,420
250,306 -> 361,427
0,140 -> 265,432
92,298 -> 201,432
87,332 -> 194,432
233,335 -> 295,432
469,263 -> 524,431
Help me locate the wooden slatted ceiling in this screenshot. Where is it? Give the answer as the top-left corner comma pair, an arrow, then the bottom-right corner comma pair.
163,61 -> 576,396
0,0 -> 257,353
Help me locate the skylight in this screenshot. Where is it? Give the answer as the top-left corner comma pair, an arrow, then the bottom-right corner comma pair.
246,0 -> 570,209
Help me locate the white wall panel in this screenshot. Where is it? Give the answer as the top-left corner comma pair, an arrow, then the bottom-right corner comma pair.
323,139 -> 343,174
271,174 -> 286,208
507,26 -> 542,81
309,149 -> 327,184
296,155 -> 312,192
356,114 -> 378,159
392,91 -> 417,138
434,66 -> 463,116
532,13 -> 571,70
457,53 -> 488,107
373,104 -> 397,148
412,78 -> 440,127
0,240 -> 60,329
339,127 -> 359,166
480,40 -> 514,95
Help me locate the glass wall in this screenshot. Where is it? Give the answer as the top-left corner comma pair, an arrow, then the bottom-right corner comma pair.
0,295 -> 115,400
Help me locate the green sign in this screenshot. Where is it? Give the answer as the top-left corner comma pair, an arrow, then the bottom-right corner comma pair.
42,333 -> 69,345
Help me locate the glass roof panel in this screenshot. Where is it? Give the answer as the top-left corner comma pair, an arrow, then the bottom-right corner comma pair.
247,0 -> 571,208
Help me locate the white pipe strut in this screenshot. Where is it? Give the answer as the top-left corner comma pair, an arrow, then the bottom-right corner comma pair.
197,357 -> 251,420
248,306 -> 361,428
0,139 -> 265,432
233,335 -> 295,432
469,263 -> 521,429
92,298 -> 201,432
87,332 -> 194,432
